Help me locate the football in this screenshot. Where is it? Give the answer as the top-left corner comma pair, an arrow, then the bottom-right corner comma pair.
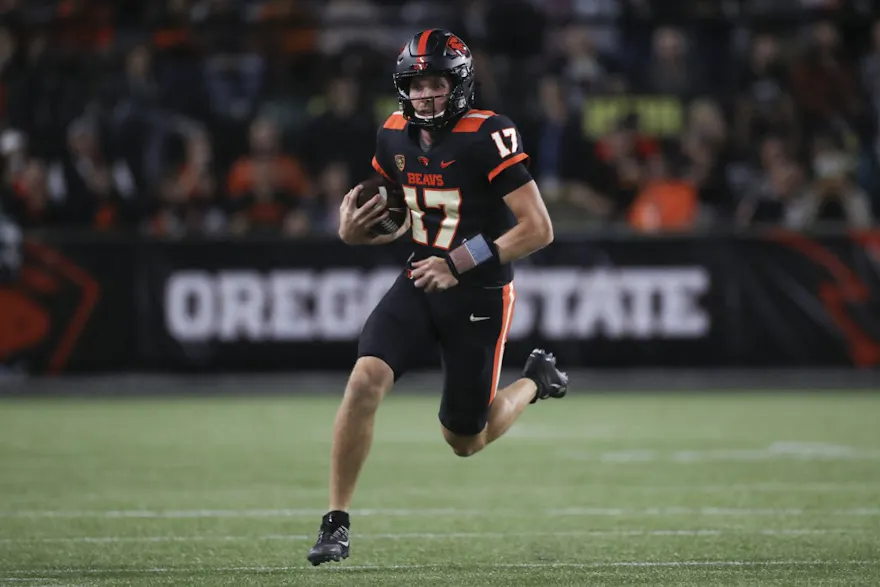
356,174 -> 408,235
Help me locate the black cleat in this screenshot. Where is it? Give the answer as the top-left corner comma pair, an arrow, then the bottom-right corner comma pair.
523,348 -> 569,403
307,512 -> 351,566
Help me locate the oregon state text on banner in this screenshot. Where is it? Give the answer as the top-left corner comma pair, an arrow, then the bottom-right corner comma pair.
163,267 -> 711,344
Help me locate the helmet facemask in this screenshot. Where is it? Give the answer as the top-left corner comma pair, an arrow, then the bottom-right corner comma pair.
394,63 -> 474,131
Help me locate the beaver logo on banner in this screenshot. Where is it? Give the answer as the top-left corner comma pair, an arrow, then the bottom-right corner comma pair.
0,241 -> 100,375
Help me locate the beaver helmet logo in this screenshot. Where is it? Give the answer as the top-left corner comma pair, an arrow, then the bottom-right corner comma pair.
395,154 -> 406,171
446,36 -> 469,58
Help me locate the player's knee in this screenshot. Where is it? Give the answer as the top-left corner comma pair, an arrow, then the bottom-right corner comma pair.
345,357 -> 393,412
442,426 -> 486,457
451,443 -> 481,457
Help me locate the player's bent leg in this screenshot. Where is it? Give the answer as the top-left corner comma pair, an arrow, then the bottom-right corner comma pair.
484,377 -> 540,442
439,349 -> 570,458
434,281 -> 525,457
439,377 -> 535,457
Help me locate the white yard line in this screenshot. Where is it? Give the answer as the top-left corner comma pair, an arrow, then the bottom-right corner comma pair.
561,442 -> 880,463
59,481 -> 880,499
1,559 -> 878,578
0,528 -> 860,545
2,507 -> 878,519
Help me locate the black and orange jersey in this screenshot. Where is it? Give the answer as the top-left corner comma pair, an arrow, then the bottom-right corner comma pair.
372,109 -> 530,287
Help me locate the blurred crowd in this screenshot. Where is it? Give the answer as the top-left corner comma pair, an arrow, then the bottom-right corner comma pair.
0,0 -> 879,237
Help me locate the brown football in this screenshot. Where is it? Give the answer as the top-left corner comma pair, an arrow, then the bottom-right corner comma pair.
356,174 -> 408,235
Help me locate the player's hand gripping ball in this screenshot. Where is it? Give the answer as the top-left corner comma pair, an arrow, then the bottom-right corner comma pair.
338,175 -> 407,244
355,174 -> 407,236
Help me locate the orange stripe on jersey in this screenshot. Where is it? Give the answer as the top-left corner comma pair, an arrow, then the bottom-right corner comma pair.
488,152 -> 529,182
383,112 -> 407,130
451,109 -> 497,133
489,282 -> 516,404
416,29 -> 435,55
372,156 -> 394,182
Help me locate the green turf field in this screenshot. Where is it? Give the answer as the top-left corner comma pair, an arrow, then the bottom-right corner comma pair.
1,390 -> 879,586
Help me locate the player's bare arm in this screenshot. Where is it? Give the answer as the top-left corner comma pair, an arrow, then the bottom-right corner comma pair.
495,179 -> 554,262
338,185 -> 408,245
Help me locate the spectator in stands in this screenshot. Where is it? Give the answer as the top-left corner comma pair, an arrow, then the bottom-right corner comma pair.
790,131 -> 873,228
147,129 -> 224,237
583,114 -> 661,222
318,0 -> 382,56
482,0 -> 546,62
0,26 -> 23,127
789,20 -> 860,134
312,160 -> 350,236
736,158 -> 809,228
0,159 -> 66,229
862,19 -> 880,111
859,19 -> 880,212
190,0 -> 245,23
301,76 -> 374,180
732,131 -> 872,230
168,129 -> 218,204
202,25 -> 266,125
681,98 -> 734,222
734,33 -> 799,157
226,116 -> 311,235
455,0 -> 546,114
0,1 -> 877,236
0,129 -> 26,187
0,206 -> 20,282
49,119 -> 137,231
634,27 -> 699,96
16,31 -> 90,160
734,134 -> 798,226
628,149 -> 699,233
450,0 -> 503,110
101,44 -> 172,188
553,24 -> 620,108
521,74 -> 592,219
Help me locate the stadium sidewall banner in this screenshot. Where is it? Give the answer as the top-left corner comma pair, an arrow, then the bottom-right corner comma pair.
3,231 -> 880,374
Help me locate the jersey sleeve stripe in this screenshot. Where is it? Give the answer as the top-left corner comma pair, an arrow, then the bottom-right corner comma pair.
487,152 -> 529,182
489,282 -> 516,404
451,109 -> 497,132
452,116 -> 487,133
383,113 -> 407,130
372,156 -> 394,182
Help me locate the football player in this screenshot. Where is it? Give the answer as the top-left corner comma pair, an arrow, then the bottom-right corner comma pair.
308,29 -> 569,566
